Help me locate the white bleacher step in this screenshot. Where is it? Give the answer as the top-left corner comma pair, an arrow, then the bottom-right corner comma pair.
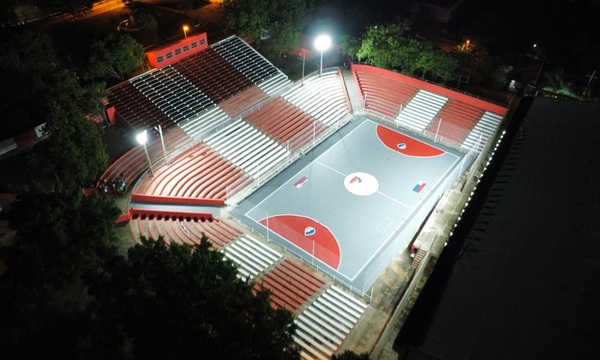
298,307 -> 347,342
222,235 -> 281,279
295,329 -> 336,358
294,335 -> 330,360
180,107 -> 231,140
283,73 -> 349,127
396,90 -> 448,132
461,111 -> 503,153
327,285 -> 368,314
204,120 -> 289,177
303,305 -> 352,335
132,66 -> 213,125
295,314 -> 344,346
295,320 -> 342,350
313,294 -> 362,326
258,73 -> 291,95
293,285 -> 367,356
203,118 -> 245,144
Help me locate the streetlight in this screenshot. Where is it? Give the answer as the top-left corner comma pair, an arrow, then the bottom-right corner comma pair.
314,34 -> 331,77
136,130 -> 154,177
183,25 -> 189,39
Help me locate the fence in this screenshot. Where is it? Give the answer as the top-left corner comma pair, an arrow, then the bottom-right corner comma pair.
361,103 -> 484,154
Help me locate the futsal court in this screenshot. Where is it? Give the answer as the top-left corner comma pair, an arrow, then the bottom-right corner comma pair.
232,117 -> 469,293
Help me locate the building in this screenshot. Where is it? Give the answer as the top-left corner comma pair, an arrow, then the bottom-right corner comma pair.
396,97 -> 600,360
146,33 -> 209,69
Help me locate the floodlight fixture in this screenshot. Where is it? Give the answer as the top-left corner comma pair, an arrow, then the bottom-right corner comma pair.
314,34 -> 331,77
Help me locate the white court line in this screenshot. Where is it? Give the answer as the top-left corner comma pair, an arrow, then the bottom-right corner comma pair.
245,121 -> 372,217
314,160 -> 415,210
423,151 -> 462,198
375,189 -> 414,210
374,120 -> 461,160
242,117 -> 461,282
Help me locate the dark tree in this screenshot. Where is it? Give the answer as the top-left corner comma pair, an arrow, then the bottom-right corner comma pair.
262,0 -> 311,58
31,0 -> 94,20
356,22 -> 458,82
82,238 -> 300,359
87,33 -> 145,81
223,0 -> 276,40
0,190 -> 121,360
43,100 -> 109,191
0,28 -> 58,100
0,0 -> 17,26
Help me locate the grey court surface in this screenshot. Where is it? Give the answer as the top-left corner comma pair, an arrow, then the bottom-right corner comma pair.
232,117 -> 469,294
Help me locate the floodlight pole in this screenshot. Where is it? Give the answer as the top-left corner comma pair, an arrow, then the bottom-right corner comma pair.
142,143 -> 153,177
319,48 -> 324,77
301,52 -> 306,85
155,124 -> 168,166
136,130 -> 154,177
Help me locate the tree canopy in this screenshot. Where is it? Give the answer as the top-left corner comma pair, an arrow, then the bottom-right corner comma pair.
1,195 -> 300,359
0,190 -> 121,359
223,0 -> 276,40
0,27 -> 108,189
87,33 -> 145,81
0,28 -> 58,100
355,22 -> 459,83
82,238 -> 299,359
0,0 -> 17,27
30,0 -> 94,19
223,0 -> 310,58
44,100 -> 109,191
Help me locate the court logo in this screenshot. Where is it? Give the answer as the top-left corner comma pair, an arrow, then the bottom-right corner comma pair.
349,176 -> 362,184
304,227 -> 316,236
344,172 -> 379,196
397,143 -> 407,149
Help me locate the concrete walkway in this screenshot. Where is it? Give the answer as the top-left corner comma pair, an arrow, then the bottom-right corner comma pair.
341,68 -> 365,114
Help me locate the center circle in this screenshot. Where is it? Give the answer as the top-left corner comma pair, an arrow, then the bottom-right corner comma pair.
343,172 -> 379,196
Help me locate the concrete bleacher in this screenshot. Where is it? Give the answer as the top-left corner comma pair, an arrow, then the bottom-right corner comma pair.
203,118 -> 290,179
243,97 -> 328,151
211,36 -> 290,97
106,81 -> 174,131
395,90 -> 448,132
130,66 -> 214,124
218,86 -> 270,118
172,47 -> 255,104
254,258 -> 327,312
179,106 -> 231,140
98,126 -> 192,193
461,111 -> 504,153
294,285 -> 368,360
129,212 -> 243,249
257,72 -> 290,96
134,142 -> 250,200
354,69 -> 419,118
427,100 -> 485,143
283,72 -> 350,128
222,234 -> 282,280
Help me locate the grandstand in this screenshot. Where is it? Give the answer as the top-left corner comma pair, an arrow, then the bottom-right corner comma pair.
100,34 -> 508,358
